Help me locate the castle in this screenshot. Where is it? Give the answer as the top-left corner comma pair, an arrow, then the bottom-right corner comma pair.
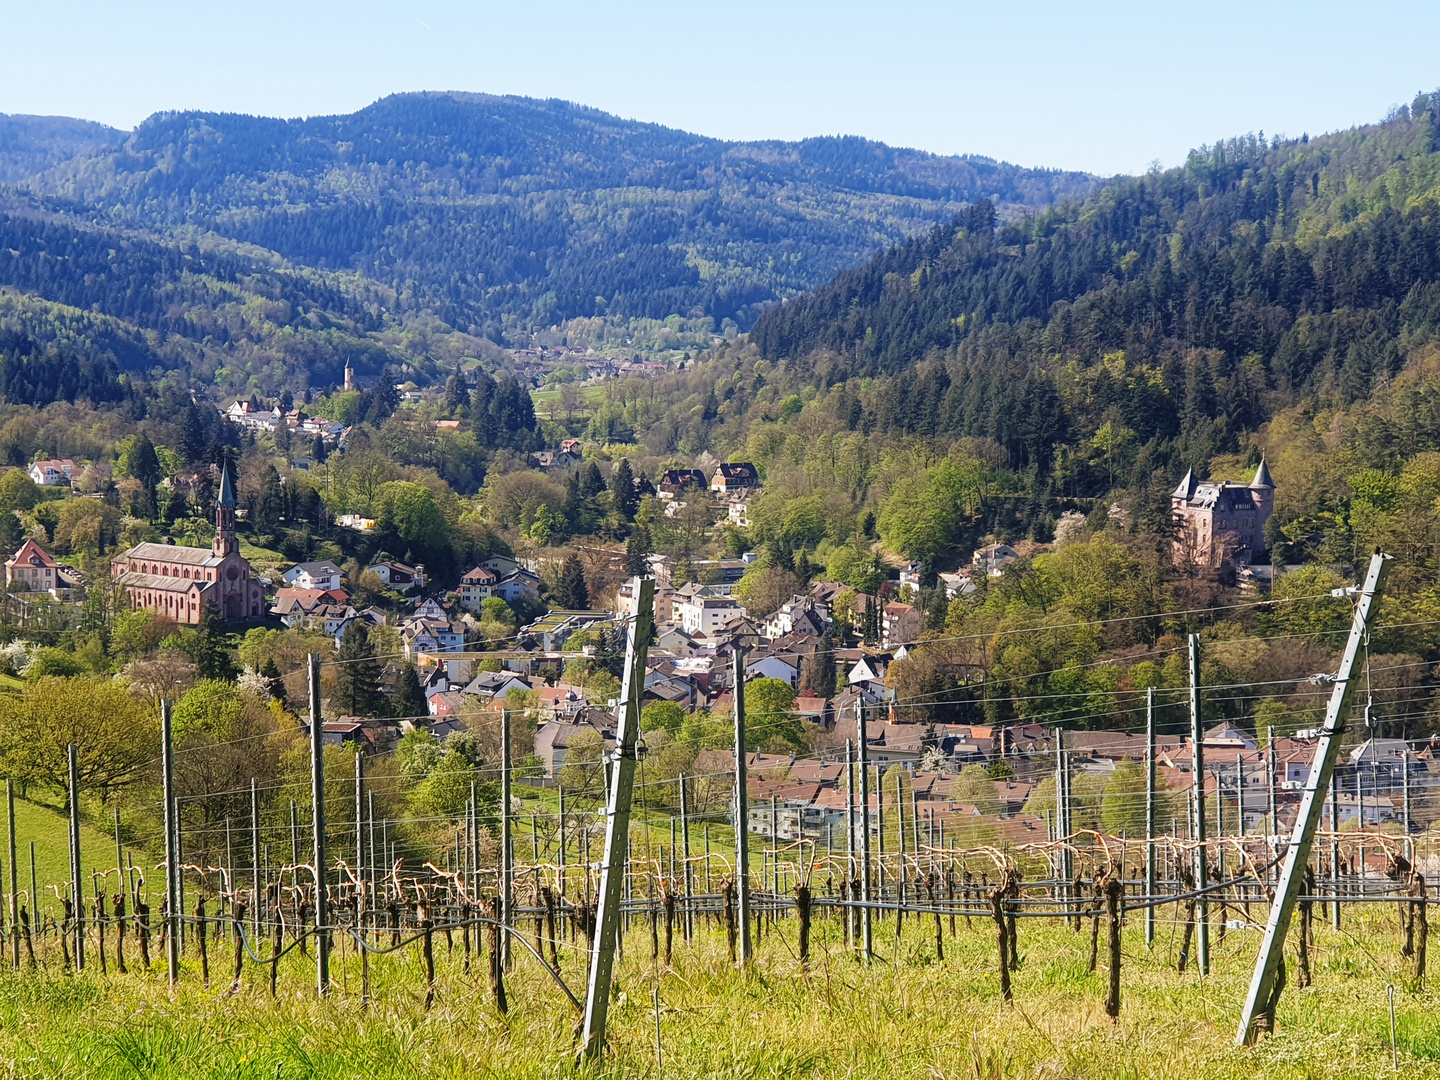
1171,459 -> 1274,569
111,461 -> 264,623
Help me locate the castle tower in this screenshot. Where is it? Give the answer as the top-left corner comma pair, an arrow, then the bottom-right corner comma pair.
1249,457 -> 1275,558
344,361 -> 355,393
213,459 -> 238,558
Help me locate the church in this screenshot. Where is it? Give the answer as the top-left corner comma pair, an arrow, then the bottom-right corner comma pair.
1170,459 -> 1275,570
111,462 -> 264,623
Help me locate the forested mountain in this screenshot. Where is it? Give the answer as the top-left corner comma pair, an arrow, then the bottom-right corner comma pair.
750,92 -> 1440,503
6,93 -> 1094,337
0,114 -> 121,182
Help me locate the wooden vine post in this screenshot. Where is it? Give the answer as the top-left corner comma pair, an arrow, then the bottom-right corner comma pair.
1237,552 -> 1390,1045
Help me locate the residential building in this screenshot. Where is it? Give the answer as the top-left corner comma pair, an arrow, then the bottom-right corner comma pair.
283,560 -> 344,592
29,459 -> 75,487
972,542 -> 1019,577
494,567 -> 542,603
111,461 -> 264,622
881,601 -> 921,650
675,583 -> 744,636
657,468 -> 708,500
710,462 -> 760,496
366,560 -> 425,591
457,565 -> 498,611
4,540 -> 58,593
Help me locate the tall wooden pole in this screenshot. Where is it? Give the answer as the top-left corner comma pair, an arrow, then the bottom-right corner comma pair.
67,743 -> 84,970
1189,632 -> 1209,976
309,652 -> 330,995
500,707 -> 513,968
731,645 -> 753,967
160,701 -> 178,987
1144,687 -> 1156,948
581,577 -> 655,1059
1237,552 -> 1390,1045
6,780 -> 17,968
857,701 -> 873,959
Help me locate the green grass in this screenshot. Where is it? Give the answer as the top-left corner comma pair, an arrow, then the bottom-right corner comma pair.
531,384 -> 608,410
8,796 -> 144,921
1,894 -> 1438,1077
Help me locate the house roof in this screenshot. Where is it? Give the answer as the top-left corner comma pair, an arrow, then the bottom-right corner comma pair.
292,560 -> 342,577
6,540 -> 56,569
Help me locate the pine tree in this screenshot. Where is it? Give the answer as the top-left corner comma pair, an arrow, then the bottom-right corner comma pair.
623,528 -> 651,578
610,458 -> 638,520
394,662 -> 426,719
580,462 -> 606,499
554,554 -> 590,610
192,605 -> 236,681
261,657 -> 287,707
805,632 -> 837,697
335,622 -> 385,717
255,465 -> 284,536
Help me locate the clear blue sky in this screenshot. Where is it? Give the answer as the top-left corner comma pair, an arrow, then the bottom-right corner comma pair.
4,1 -> 1438,176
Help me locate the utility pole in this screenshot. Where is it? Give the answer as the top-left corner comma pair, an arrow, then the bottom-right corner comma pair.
731,646 -> 753,967
160,701 -> 178,988
1145,687 -> 1156,948
581,578 -> 655,1060
1189,633 -> 1209,977
354,751 -> 366,941
679,773 -> 693,941
309,652 -> 330,996
857,701 -> 873,960
1237,552 -> 1390,1045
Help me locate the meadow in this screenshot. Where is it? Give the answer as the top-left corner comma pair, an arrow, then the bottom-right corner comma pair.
2,888 -> 1436,1079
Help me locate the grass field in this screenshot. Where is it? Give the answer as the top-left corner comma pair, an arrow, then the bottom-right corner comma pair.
8,796 -> 145,918
2,889 -> 1438,1078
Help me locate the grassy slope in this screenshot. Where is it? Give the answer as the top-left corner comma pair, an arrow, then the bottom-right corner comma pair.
0,899 -> 1436,1077
9,797 -> 143,922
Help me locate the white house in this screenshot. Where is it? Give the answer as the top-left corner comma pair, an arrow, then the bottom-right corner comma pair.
746,655 -> 800,687
283,560 -> 344,592
29,459 -> 75,487
494,567 -> 541,603
366,560 -> 425,591
458,565 -> 498,611
675,584 -> 744,636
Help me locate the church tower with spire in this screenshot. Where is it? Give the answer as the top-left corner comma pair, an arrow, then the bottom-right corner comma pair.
213,459 -> 239,557
109,456 -> 263,624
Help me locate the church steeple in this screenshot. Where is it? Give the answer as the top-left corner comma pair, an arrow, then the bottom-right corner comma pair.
213,459 -> 238,557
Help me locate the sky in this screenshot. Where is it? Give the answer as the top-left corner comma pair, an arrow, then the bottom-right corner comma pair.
4,1 -> 1439,176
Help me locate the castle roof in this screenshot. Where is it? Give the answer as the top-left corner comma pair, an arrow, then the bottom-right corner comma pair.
1250,458 -> 1274,489
1171,468 -> 1197,501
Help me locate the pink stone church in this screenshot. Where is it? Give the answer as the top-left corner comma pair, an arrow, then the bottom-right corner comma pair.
111,461 -> 264,623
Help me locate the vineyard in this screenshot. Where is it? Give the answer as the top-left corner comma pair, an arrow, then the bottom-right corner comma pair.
4,560 -> 1440,1077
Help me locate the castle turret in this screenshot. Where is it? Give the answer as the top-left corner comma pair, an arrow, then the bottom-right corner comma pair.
1249,456 -> 1275,516
344,361 -> 355,393
213,459 -> 238,557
